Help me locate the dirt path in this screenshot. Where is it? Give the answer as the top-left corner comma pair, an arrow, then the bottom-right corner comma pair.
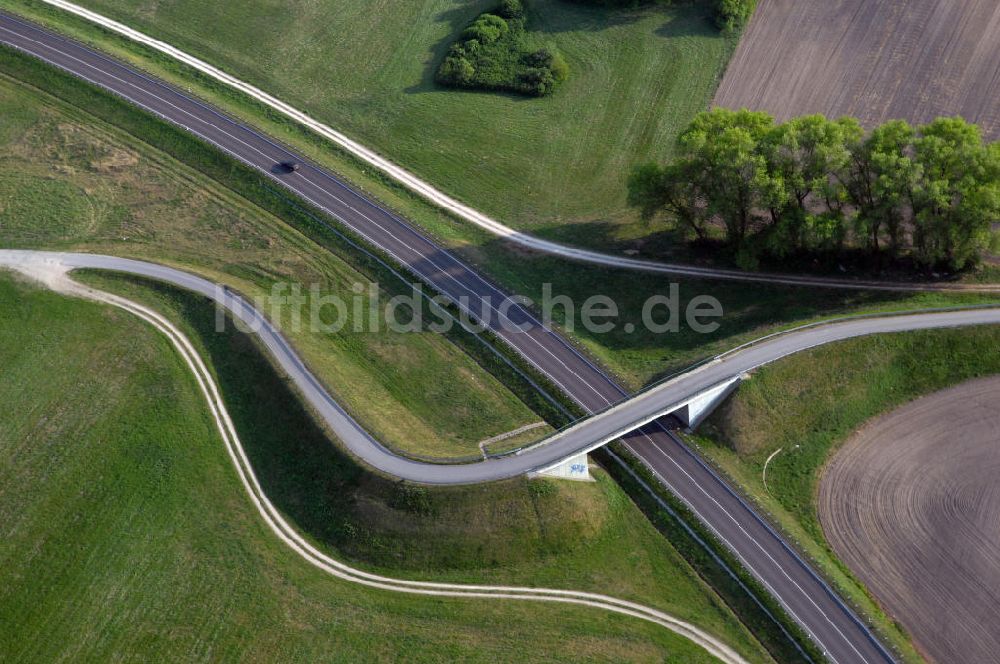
715,0 -> 1000,140
819,376 -> 1000,662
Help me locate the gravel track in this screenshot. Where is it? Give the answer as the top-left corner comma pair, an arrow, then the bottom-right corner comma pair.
819,376 -> 1000,662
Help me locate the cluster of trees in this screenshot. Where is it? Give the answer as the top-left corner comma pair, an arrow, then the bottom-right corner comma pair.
436,0 -> 569,97
629,109 -> 1000,272
438,0 -> 752,96
712,0 -> 756,32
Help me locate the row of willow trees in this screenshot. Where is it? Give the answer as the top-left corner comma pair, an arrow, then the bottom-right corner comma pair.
629,109 -> 1000,272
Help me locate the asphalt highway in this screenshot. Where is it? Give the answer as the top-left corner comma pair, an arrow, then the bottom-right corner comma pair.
0,13 -> 938,661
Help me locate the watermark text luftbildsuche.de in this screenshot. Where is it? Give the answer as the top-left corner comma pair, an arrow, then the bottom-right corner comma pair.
215,281 -> 723,337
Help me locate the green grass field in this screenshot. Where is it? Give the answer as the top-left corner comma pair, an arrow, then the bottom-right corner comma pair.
0,50 -> 817,657
0,272 -> 772,662
5,8 -> 998,660
0,62 -> 782,660
5,0 -> 735,241
690,327 -> 1000,662
0,68 -> 554,460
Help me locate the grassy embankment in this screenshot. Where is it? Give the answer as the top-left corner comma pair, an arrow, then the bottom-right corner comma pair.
1,9 -> 982,658
0,272 -> 765,662
0,62 -> 551,461
691,326 -> 1000,662
2,5 -> 996,658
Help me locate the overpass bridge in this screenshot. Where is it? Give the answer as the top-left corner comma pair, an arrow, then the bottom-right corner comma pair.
7,11 -> 1000,657
531,374 -> 744,480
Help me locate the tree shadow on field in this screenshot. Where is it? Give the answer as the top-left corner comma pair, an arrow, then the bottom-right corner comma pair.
532,0 -> 643,35
405,0 -> 491,95
652,2 -> 721,40
536,0 -> 717,39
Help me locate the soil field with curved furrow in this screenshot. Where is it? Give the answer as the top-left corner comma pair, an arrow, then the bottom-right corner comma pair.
819,375 -> 1000,663
715,0 -> 1000,140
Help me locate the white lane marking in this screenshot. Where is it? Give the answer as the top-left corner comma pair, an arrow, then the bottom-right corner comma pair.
5,24 -> 609,453
635,433 -> 872,663
621,439 -> 836,662
4,17 -> 619,408
6,10 -> 685,424
651,422 -> 898,662
0,16 -> 956,629
290,173 -> 617,407
0,40 -> 944,629
18,0 -> 694,278
0,19 -> 898,658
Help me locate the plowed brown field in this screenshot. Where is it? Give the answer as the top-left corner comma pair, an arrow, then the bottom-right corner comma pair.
714,0 -> 1000,140
819,376 -> 1000,663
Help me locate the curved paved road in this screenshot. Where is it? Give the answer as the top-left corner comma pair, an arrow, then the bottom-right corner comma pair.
32,267 -> 747,664
1,14 -> 981,661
